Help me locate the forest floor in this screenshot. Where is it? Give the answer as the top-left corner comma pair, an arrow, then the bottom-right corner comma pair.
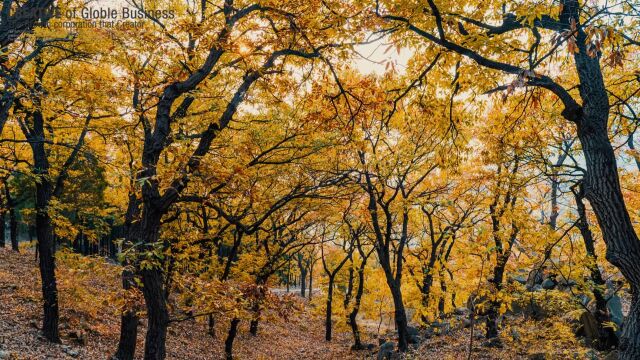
0,248 -> 612,359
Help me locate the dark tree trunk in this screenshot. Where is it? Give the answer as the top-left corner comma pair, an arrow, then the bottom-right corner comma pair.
114,194 -> 141,360
114,269 -> 138,360
308,263 -> 313,300
208,315 -> 216,338
388,280 -> 409,352
142,266 -> 169,360
573,184 -> 618,349
437,268 -> 447,318
225,318 -> 240,360
560,2 -> 640,357
297,254 -> 307,298
485,255 -> 507,339
9,204 -> 18,251
31,111 -> 60,343
325,276 -> 335,341
348,252 -> 368,350
0,210 -> 5,248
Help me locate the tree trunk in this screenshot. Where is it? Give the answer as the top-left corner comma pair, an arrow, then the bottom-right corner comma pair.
563,2 -> 640,357
141,266 -> 169,360
485,255 -> 507,339
308,263 -> 313,300
348,258 -> 367,349
225,318 -> 240,360
9,204 -> 17,251
114,195 -> 141,360
31,123 -> 60,343
389,280 -> 409,352
574,184 -> 618,349
114,269 -> 139,360
0,210 -> 5,248
325,276 -> 334,341
208,315 -> 216,338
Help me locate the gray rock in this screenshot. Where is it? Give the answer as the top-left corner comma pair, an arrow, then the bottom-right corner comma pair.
406,325 -> 419,336
454,307 -> 470,316
577,293 -> 592,306
0,350 -> 11,359
377,341 -> 395,360
541,278 -> 556,290
62,345 -> 79,358
532,284 -> 543,292
513,275 -> 527,285
607,295 -> 624,328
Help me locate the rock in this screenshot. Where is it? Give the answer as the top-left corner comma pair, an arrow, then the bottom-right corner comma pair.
607,295 -> 624,328
62,345 -> 79,358
406,326 -> 419,336
0,350 -> 11,359
577,293 -> 592,306
528,353 -> 546,360
510,328 -> 521,341
454,307 -> 470,316
377,341 -> 395,360
431,321 -> 451,335
68,330 -> 87,346
481,338 -> 503,348
532,284 -> 543,292
512,275 -> 527,285
541,278 -> 556,290
462,318 -> 472,328
603,351 -> 619,360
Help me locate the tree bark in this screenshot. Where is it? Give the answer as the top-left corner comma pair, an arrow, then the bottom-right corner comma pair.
31,110 -> 60,343
325,275 -> 335,341
573,184 -> 618,350
225,318 -> 240,360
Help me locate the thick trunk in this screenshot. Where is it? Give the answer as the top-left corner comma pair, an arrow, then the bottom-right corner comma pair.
574,185 -> 618,349
485,256 -> 507,339
114,269 -> 138,360
325,277 -> 334,341
225,318 -> 240,360
421,272 -> 434,324
115,195 -> 141,359
141,267 -> 169,360
31,128 -> 60,343
36,186 -> 59,342
562,2 -> 640,356
389,281 -> 409,352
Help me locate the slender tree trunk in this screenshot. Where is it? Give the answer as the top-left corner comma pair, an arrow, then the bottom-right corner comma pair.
325,276 -> 334,341
114,195 -> 141,360
348,256 -> 367,349
0,210 -> 5,248
308,263 -> 313,300
208,315 -> 216,338
9,204 -> 17,251
225,318 -> 240,360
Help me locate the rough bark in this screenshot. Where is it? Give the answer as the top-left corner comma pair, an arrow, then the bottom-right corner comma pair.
573,184 -> 618,350
225,318 -> 240,360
